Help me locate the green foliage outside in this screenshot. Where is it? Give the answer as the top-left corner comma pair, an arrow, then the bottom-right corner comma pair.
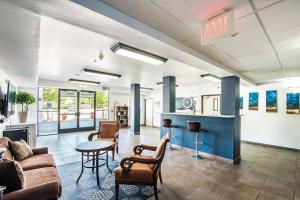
16,91 -> 36,111
81,91 -> 108,109
43,88 -> 58,103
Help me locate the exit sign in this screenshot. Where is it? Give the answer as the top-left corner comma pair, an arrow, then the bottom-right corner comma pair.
201,10 -> 234,45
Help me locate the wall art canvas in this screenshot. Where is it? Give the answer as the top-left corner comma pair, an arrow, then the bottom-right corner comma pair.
266,90 -> 277,112
248,92 -> 259,110
286,93 -> 300,114
239,97 -> 243,109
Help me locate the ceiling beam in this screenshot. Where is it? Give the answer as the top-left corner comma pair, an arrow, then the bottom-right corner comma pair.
71,0 -> 256,86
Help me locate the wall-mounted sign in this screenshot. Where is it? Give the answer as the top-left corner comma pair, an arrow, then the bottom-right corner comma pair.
201,10 -> 234,45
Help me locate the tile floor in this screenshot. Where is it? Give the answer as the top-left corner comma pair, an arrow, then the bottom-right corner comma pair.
37,127 -> 300,200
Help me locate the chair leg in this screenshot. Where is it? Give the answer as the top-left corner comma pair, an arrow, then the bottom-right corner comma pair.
153,183 -> 159,200
116,144 -> 119,154
159,169 -> 163,184
115,182 -> 119,200
112,149 -> 115,161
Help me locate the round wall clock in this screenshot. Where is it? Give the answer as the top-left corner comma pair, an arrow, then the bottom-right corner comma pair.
182,97 -> 193,109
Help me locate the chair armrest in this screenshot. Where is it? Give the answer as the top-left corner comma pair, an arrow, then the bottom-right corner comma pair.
133,144 -> 157,155
32,147 -> 48,155
88,132 -> 99,141
120,156 -> 159,170
3,181 -> 59,200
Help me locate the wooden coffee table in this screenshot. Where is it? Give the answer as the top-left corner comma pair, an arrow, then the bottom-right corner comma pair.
75,140 -> 113,187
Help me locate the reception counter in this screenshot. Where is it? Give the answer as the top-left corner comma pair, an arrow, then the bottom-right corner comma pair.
161,113 -> 241,162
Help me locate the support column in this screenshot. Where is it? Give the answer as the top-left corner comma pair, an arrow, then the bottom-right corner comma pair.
163,76 -> 176,113
131,83 -> 140,134
221,76 -> 241,163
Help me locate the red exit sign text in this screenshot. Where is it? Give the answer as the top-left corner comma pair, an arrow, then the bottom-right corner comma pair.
201,10 -> 234,45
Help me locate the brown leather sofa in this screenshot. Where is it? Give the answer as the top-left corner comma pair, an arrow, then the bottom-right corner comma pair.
0,137 -> 62,200
88,121 -> 120,161
114,133 -> 170,200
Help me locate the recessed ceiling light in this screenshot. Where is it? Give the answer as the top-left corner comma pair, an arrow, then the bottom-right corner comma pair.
200,74 -> 221,83
83,68 -> 121,79
69,78 -> 100,85
111,43 -> 168,65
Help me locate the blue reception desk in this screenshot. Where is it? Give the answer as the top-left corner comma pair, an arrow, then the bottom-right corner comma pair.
161,113 -> 241,162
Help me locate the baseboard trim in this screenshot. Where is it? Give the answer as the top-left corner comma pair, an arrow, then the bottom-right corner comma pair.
241,140 -> 300,152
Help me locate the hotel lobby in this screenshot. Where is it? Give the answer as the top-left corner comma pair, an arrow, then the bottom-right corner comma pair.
0,0 -> 299,200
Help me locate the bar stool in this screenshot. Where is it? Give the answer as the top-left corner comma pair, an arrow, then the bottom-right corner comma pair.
162,119 -> 176,150
187,121 -> 207,159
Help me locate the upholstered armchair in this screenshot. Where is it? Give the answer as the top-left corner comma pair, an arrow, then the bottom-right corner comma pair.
88,121 -> 120,161
114,133 -> 170,200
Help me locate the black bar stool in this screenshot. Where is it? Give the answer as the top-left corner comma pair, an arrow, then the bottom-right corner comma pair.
187,121 -> 207,159
162,119 -> 176,150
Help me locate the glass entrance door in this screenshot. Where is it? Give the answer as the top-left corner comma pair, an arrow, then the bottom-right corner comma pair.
58,89 -> 95,133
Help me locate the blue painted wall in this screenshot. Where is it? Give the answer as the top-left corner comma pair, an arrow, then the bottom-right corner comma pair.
161,114 -> 237,160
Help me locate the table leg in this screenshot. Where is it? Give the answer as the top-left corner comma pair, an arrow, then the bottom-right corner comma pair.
106,150 -> 112,173
92,152 -> 95,172
96,151 -> 100,188
76,153 -> 84,184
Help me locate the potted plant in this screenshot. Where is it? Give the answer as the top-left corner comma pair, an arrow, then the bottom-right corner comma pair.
16,91 -> 36,123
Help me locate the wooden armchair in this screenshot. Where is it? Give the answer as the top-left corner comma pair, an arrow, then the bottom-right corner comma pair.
88,121 -> 120,161
114,133 -> 170,200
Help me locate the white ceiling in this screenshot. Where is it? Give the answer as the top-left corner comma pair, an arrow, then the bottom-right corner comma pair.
1,0 -> 244,89
101,0 -> 300,83
1,0 -> 299,89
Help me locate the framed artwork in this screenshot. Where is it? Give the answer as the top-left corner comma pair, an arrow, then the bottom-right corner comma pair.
249,92 -> 259,110
239,97 -> 243,109
213,98 -> 219,111
286,93 -> 300,114
266,90 -> 277,112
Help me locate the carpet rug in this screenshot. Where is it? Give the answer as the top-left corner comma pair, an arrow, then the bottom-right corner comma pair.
57,158 -> 154,200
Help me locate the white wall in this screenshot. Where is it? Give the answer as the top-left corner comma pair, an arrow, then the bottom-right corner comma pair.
240,85 -> 300,150
145,83 -> 221,126
145,82 -> 300,149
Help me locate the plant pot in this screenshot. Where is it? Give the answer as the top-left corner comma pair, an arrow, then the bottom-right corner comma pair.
18,111 -> 28,123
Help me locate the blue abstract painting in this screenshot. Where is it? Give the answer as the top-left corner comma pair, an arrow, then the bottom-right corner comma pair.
239,97 -> 243,109
266,90 -> 277,112
287,93 -> 300,114
249,92 -> 259,110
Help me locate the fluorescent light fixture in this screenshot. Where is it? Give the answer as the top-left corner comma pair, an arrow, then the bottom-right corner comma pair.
69,78 -> 100,85
140,87 -> 153,91
111,43 -> 168,65
156,82 -> 179,87
83,68 -> 121,79
200,74 -> 221,83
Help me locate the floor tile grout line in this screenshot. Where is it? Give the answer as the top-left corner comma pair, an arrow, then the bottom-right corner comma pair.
255,174 -> 269,200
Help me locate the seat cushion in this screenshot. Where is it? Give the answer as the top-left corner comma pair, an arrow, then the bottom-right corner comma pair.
114,162 -> 153,182
24,167 -> 62,195
9,139 -> 33,161
20,154 -> 56,171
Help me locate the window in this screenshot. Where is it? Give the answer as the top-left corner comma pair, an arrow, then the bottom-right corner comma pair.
38,87 -> 59,135
95,91 -> 109,128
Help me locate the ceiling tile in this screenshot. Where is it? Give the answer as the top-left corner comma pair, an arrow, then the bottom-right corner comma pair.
214,14 -> 265,47
242,69 -> 285,82
236,50 -> 281,70
152,13 -> 196,41
149,0 -> 185,12
253,0 -> 283,9
270,25 -> 300,47
215,36 -> 272,57
277,43 -> 300,68
259,0 -> 300,33
234,0 -> 253,19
